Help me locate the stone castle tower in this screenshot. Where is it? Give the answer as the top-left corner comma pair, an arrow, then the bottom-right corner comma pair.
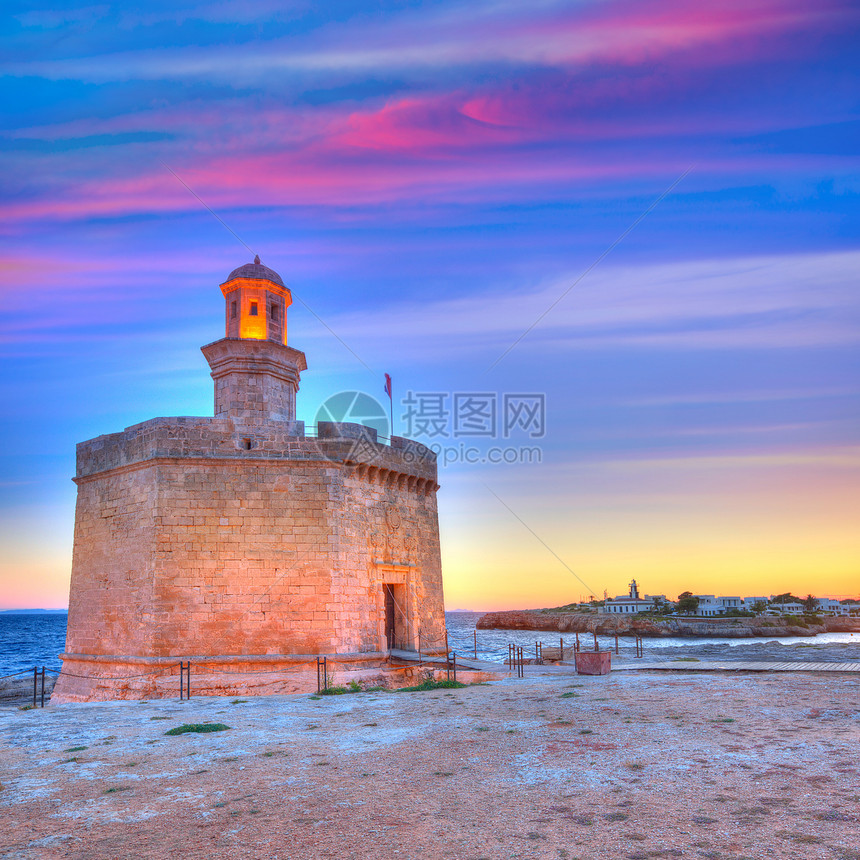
53,259 -> 446,702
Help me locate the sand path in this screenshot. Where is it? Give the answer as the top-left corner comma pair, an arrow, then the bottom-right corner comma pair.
2,672 -> 859,859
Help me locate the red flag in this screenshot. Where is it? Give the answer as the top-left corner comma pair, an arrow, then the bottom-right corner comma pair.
384,373 -> 392,399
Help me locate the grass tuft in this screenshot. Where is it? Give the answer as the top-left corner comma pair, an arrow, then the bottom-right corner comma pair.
397,679 -> 467,693
164,723 -> 230,736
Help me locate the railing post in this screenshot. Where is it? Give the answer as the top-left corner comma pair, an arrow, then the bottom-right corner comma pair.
615,635 -> 619,655
41,666 -> 45,708
560,637 -> 564,660
474,630 -> 477,660
575,632 -> 580,652
452,651 -> 457,684
593,631 -> 599,651
179,661 -> 192,699
33,667 -> 37,708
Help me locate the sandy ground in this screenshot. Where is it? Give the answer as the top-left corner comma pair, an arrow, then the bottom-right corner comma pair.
1,671 -> 859,860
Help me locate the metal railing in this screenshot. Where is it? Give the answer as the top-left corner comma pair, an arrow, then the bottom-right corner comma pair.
3,632 -> 646,704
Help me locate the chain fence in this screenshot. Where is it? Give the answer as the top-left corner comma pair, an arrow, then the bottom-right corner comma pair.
1,630 -> 650,707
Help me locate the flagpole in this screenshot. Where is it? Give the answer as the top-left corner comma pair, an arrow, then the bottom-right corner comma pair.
384,373 -> 394,440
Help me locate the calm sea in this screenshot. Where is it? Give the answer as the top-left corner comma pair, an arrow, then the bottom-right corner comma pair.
0,614 -> 68,677
444,611 -> 860,664
1,611 -> 858,677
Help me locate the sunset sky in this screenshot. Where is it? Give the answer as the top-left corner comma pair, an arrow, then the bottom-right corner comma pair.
1,0 -> 858,610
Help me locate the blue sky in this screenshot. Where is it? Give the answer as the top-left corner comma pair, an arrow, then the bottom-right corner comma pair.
1,0 -> 858,608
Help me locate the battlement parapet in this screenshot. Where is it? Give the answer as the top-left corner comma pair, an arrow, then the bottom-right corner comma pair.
75,417 -> 437,484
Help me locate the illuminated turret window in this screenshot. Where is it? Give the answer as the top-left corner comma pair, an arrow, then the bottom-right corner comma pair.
219,257 -> 292,345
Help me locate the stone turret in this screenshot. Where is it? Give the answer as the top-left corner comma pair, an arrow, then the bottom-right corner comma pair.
201,257 -> 307,423
53,257 -> 445,703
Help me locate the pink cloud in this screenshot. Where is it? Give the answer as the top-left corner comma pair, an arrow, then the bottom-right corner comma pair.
510,0 -> 848,67
2,0 -> 852,225
334,97 -> 516,153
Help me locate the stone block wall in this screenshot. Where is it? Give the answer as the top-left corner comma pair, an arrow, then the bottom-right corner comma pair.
65,467 -> 159,658
201,338 -> 306,423
55,418 -> 445,701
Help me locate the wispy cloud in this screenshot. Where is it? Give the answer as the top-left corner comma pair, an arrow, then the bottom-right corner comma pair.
8,0 -> 845,84
620,387 -> 859,407
294,250 -> 860,356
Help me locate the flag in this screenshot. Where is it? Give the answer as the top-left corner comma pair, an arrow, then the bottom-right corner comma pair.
383,373 -> 392,399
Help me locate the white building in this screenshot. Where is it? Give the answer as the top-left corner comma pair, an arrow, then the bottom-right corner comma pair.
808,598 -> 852,616
601,580 -> 663,614
694,595 -> 743,617
768,598 -> 805,615
742,596 -> 769,612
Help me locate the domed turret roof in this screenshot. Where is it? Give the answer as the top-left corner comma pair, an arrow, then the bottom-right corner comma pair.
225,255 -> 284,287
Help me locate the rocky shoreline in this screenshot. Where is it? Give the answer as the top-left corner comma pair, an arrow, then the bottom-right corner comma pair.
476,609 -> 860,638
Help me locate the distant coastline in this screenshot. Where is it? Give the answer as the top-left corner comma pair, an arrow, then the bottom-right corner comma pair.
0,609 -> 68,615
476,609 -> 860,639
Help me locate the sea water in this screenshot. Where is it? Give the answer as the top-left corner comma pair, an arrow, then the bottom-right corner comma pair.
444,611 -> 860,664
2,611 -> 858,678
0,613 -> 67,677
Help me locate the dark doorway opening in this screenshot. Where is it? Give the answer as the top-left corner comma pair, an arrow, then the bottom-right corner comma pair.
384,584 -> 396,650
